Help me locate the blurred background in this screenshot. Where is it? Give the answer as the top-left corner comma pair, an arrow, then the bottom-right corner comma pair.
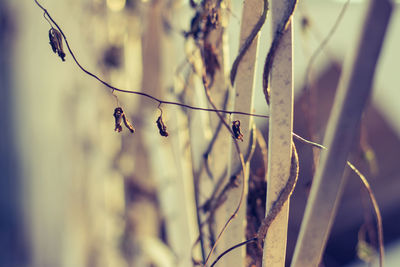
0,0 -> 399,266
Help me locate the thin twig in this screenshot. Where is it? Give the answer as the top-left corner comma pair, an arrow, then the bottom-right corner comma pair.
230,0 -> 269,85
201,74 -> 247,267
346,161 -> 384,267
302,0 -> 350,95
210,238 -> 257,267
292,132 -> 326,149
293,133 -> 384,267
193,89 -> 230,261
298,0 -> 350,180
256,143 -> 299,245
202,126 -> 256,246
33,0 -> 269,119
294,135 -> 383,266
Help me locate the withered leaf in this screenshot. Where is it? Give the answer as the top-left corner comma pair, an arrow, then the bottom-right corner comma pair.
232,120 -> 244,141
48,28 -> 66,61
156,115 -> 169,137
113,107 -> 123,132
122,113 -> 135,133
113,107 -> 135,133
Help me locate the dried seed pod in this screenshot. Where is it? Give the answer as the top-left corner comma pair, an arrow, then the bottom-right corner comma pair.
232,120 -> 244,141
113,107 -> 123,132
113,107 -> 135,133
49,28 -> 66,61
156,116 -> 168,137
122,113 -> 135,133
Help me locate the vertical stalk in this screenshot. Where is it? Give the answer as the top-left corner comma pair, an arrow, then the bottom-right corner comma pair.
123,1 -> 164,265
198,0 -> 230,263
291,0 -> 393,266
215,0 -> 263,266
146,2 -> 200,265
262,0 -> 294,266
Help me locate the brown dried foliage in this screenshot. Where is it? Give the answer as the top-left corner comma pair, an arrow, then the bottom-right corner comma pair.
156,115 -> 169,137
232,120 -> 244,141
113,107 -> 135,133
49,28 -> 65,61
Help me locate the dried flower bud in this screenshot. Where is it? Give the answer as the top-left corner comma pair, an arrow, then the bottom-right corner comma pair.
113,107 -> 135,133
122,113 -> 135,133
232,120 -> 243,141
113,107 -> 123,132
156,116 -> 168,137
49,28 -> 66,61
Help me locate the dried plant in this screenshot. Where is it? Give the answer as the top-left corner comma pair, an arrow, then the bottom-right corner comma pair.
32,0 -> 389,266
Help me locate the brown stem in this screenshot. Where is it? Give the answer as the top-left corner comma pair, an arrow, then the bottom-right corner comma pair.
33,0 -> 269,119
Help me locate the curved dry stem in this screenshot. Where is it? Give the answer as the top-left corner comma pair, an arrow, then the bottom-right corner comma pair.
347,161 -> 384,267
292,134 -> 383,266
210,238 -> 257,267
33,0 -> 269,119
201,74 -> 247,267
207,141 -> 384,266
293,135 -> 384,266
230,0 -> 269,85
292,132 -> 326,149
207,143 -> 298,266
256,143 -> 299,244
302,0 -> 350,95
262,0 -> 298,104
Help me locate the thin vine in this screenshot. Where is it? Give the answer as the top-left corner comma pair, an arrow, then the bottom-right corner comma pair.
33,0 -> 269,120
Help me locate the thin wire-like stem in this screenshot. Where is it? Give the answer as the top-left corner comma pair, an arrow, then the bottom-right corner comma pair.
210,238 -> 257,267
201,75 -> 247,267
302,0 -> 350,94
293,132 -> 384,267
291,136 -> 384,267
346,161 -> 384,267
205,140 -> 384,266
230,0 -> 269,85
43,13 -> 52,27
292,132 -> 326,149
33,0 -> 269,119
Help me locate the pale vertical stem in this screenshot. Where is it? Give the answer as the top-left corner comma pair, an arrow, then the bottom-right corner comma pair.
215,0 -> 262,266
123,1 -> 164,266
262,0 -> 293,266
291,0 -> 393,266
144,123 -> 196,267
148,2 -> 200,264
169,114 -> 201,266
199,0 -> 230,261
